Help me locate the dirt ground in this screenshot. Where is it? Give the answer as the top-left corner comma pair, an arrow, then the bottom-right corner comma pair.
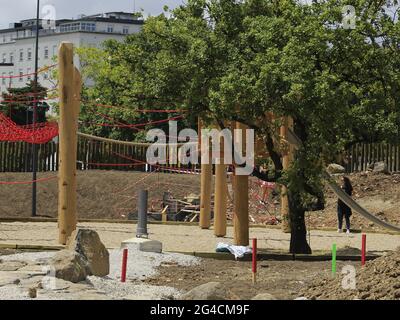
0,171 -> 202,219
300,247 -> 400,300
144,259 -> 359,300
0,170 -> 399,232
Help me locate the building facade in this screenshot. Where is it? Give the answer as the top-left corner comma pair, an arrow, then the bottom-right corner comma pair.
0,12 -> 143,94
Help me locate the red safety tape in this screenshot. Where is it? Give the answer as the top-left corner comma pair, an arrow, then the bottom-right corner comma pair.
0,97 -> 57,104
0,64 -> 57,79
115,152 -> 200,175
84,101 -> 186,113
87,115 -> 184,128
0,88 -> 57,101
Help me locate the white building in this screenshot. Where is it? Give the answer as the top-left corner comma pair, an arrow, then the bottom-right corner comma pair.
0,12 -> 144,94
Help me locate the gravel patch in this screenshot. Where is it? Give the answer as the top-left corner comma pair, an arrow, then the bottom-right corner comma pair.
0,251 -> 55,264
87,276 -> 181,300
0,286 -> 32,300
108,247 -> 201,280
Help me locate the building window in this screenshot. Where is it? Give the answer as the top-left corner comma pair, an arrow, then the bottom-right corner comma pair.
44,47 -> 49,59
27,48 -> 32,61
19,69 -> 23,82
60,24 -> 70,32
81,22 -> 96,32
1,73 -> 6,85
107,25 -> 114,33
43,72 -> 49,80
2,53 -> 6,63
71,23 -> 80,31
123,27 -> 129,35
27,68 -> 31,81
2,36 -> 5,43
9,52 -> 13,64
9,72 -> 13,85
19,49 -> 23,61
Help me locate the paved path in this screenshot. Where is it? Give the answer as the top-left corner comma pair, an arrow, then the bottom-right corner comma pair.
1,222 -> 399,253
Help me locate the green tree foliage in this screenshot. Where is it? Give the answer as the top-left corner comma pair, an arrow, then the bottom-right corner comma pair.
0,81 -> 49,125
78,0 -> 400,253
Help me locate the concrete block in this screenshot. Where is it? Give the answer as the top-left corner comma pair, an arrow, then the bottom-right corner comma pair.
121,238 -> 162,253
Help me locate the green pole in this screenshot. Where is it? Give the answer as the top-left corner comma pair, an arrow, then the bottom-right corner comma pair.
332,243 -> 337,277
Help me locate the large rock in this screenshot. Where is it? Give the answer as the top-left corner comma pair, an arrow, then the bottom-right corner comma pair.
373,161 -> 388,174
67,229 -> 109,277
50,250 -> 89,283
182,282 -> 231,300
327,163 -> 346,174
251,293 -> 277,300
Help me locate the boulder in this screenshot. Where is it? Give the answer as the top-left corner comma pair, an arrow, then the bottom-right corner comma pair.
49,250 -> 89,283
373,161 -> 388,174
67,229 -> 109,277
327,163 -> 345,174
251,293 -> 277,300
182,282 -> 231,300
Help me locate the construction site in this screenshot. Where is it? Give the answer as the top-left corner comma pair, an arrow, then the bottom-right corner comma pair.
1,0 -> 400,304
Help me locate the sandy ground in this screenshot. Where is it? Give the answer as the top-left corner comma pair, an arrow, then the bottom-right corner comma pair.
1,171 -> 400,232
1,221 -> 399,253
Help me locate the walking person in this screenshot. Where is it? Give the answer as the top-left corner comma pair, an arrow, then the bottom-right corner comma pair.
337,176 -> 353,234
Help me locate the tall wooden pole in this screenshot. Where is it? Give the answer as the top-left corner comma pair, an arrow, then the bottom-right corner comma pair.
233,122 -> 249,246
199,119 -> 212,229
214,127 -> 227,237
280,116 -> 293,233
58,42 -> 79,244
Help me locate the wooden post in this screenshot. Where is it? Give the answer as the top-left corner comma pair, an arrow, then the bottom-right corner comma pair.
58,42 -> 80,244
161,206 -> 168,223
233,122 -> 249,246
199,120 -> 212,229
280,116 -> 293,233
214,125 -> 227,237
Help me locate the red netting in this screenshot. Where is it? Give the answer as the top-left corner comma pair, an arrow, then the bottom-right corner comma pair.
0,112 -> 58,144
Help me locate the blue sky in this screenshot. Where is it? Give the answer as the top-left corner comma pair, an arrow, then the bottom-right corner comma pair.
0,0 -> 184,29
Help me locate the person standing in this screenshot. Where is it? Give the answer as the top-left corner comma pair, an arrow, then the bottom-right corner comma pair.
337,176 -> 353,234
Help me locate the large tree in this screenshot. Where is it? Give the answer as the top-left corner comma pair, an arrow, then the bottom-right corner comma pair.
79,0 -> 400,253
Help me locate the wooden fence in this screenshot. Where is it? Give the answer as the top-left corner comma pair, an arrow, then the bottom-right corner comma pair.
0,141 -> 58,172
0,133 -> 199,173
345,142 -> 400,173
1,138 -> 398,174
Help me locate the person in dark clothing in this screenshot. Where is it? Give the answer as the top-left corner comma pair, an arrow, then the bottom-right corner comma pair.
337,176 -> 353,234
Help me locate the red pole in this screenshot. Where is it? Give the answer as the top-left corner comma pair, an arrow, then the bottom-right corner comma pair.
361,234 -> 367,266
121,248 -> 128,282
252,238 -> 257,284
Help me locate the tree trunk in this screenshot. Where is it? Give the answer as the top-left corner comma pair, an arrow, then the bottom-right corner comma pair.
288,191 -> 311,254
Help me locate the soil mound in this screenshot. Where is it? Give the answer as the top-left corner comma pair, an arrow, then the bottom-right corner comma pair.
300,247 -> 400,300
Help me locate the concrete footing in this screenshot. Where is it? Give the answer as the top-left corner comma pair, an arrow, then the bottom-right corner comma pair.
121,238 -> 162,253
